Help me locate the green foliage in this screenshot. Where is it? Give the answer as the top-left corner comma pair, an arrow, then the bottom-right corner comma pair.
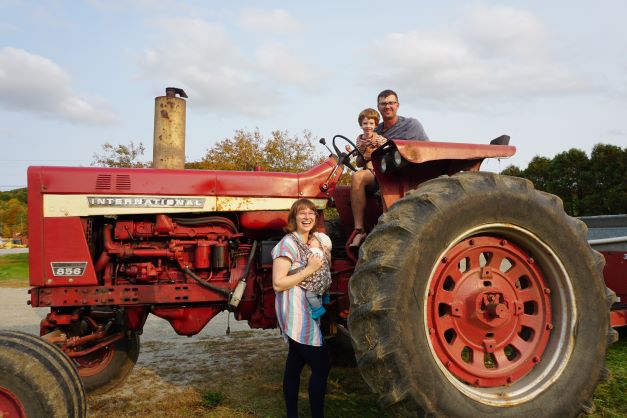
91,141 -> 148,168
0,196 -> 28,237
0,187 -> 27,204
186,129 -> 325,172
200,390 -> 224,409
501,144 -> 627,216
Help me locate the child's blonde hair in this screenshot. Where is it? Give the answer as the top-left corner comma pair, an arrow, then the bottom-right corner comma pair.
358,108 -> 380,126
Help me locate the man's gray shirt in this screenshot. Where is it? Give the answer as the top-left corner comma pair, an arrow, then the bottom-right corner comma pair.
375,116 -> 429,141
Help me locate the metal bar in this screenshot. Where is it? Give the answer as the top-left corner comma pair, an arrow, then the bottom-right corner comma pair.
32,282 -> 228,307
66,333 -> 125,357
588,236 -> 627,245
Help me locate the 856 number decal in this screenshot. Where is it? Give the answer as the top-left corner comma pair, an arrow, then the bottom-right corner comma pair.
50,262 -> 87,277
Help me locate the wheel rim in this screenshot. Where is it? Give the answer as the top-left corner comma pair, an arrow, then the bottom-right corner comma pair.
0,386 -> 27,418
424,224 -> 576,406
74,345 -> 114,377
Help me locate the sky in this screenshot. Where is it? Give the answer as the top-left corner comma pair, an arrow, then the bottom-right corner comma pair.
1,0 -> 626,191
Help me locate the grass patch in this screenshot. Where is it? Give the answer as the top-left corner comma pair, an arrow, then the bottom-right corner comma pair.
201,390 -> 224,409
190,360 -> 383,418
0,253 -> 29,286
592,330 -> 627,417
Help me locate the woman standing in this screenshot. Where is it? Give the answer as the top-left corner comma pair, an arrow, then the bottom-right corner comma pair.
272,198 -> 330,418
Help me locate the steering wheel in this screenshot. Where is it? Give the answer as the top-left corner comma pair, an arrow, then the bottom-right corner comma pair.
332,134 -> 367,172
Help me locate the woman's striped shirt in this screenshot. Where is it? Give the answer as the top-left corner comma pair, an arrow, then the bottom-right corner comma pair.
272,234 -> 323,346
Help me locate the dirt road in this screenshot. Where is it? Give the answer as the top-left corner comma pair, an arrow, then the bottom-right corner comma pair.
0,287 -> 287,417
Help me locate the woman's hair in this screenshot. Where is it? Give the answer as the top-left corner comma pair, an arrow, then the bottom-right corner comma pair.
285,198 -> 318,233
358,108 -> 380,125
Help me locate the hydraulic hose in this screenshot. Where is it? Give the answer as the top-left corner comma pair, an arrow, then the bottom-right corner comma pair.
183,267 -> 231,297
183,240 -> 258,307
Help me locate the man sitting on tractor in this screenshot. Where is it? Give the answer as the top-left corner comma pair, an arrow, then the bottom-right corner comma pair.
348,89 -> 429,247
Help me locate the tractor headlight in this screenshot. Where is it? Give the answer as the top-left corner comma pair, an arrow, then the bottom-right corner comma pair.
380,155 -> 388,173
393,150 -> 403,167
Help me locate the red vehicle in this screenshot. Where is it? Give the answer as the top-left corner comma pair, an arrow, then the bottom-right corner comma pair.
25,134 -> 619,417
582,215 -> 627,329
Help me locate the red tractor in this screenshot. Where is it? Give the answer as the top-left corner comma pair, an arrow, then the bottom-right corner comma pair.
26,128 -> 619,416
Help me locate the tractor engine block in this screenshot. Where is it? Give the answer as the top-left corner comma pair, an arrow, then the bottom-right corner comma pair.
95,214 -> 242,286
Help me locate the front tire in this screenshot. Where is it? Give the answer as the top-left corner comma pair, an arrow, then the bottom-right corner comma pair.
0,331 -> 87,418
348,172 -> 612,417
76,332 -> 140,395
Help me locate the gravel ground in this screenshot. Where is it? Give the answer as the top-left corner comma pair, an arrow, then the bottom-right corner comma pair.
0,286 -> 287,416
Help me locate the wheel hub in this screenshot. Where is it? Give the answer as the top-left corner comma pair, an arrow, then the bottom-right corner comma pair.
427,236 -> 553,387
0,387 -> 27,418
475,288 -> 511,327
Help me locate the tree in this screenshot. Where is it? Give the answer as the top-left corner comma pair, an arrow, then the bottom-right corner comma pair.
548,149 -> 589,216
500,144 -> 626,216
585,144 -> 627,214
501,165 -> 523,177
187,129 -> 325,172
92,142 -> 148,168
0,198 -> 27,237
0,188 -> 27,204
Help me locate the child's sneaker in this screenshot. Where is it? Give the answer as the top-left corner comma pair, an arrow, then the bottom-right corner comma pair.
311,305 -> 326,319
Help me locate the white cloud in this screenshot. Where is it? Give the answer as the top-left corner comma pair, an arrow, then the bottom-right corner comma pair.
606,128 -> 626,138
463,5 -> 550,59
255,42 -> 326,90
237,8 -> 305,34
86,0 -> 178,11
0,47 -> 114,124
138,18 -> 277,117
138,17 -> 323,116
364,5 -> 599,110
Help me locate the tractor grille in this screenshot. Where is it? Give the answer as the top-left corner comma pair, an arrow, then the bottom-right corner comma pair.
95,175 -> 112,190
95,174 -> 132,191
116,175 -> 131,190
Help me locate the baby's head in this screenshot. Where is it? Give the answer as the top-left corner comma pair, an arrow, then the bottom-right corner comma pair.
315,233 -> 332,251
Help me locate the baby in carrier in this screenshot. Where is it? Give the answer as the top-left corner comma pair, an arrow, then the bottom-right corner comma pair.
289,231 -> 332,319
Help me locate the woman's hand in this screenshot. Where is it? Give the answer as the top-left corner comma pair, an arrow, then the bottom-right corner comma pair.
306,253 -> 324,272
272,253 -> 324,292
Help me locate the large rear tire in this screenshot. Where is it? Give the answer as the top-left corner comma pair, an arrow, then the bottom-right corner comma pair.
348,172 -> 614,417
0,330 -> 87,418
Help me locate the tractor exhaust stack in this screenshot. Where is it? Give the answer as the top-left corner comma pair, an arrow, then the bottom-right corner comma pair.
152,87 -> 187,169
